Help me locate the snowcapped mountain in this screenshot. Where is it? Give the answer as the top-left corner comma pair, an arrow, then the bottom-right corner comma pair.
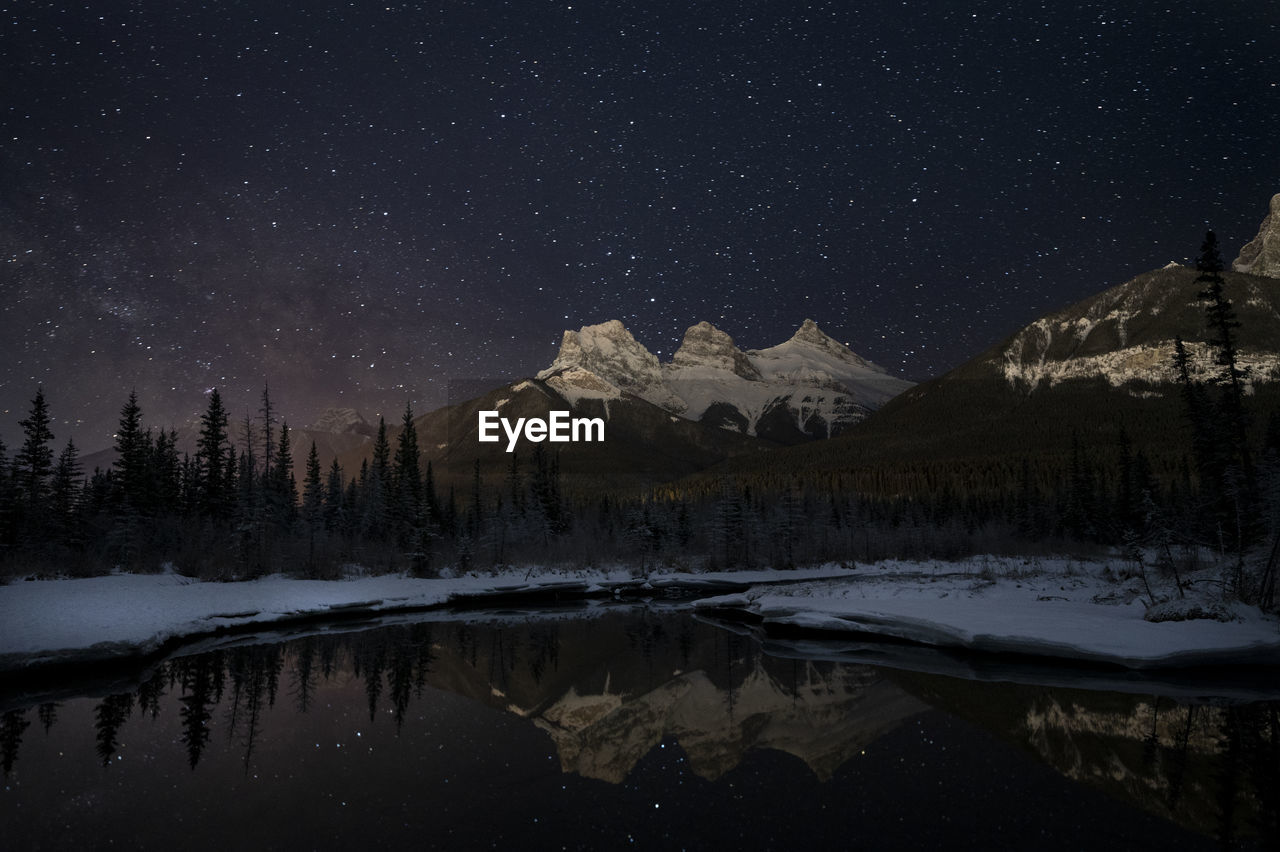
308,407 -> 375,437
964,192 -> 1280,396
719,193 -> 1280,497
536,318 -> 913,443
538,319 -> 687,412
993,264 -> 1280,392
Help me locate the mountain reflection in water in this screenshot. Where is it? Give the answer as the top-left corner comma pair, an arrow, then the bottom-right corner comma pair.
1,607 -> 1275,849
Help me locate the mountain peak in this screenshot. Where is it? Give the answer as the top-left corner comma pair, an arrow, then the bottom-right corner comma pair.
671,322 -> 761,379
310,407 -> 372,435
774,319 -> 877,370
789,318 -> 833,347
535,317 -> 911,441
536,320 -> 685,410
1232,192 -> 1280,278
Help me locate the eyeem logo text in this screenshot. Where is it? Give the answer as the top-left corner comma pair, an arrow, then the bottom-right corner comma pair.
477,410 -> 605,452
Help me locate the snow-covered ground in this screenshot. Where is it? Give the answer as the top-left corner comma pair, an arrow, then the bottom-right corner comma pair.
693,556 -> 1280,669
0,565 -> 856,671
3,556 -> 1278,674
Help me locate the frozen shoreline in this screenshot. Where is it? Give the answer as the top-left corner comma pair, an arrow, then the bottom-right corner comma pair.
0,565 -> 853,671
692,556 -> 1280,669
2,556 -> 1278,673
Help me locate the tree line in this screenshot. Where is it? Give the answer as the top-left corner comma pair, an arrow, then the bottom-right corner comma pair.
1,231 -> 1276,594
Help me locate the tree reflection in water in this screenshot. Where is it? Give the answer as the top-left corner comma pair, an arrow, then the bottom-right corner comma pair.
0,611 -> 1276,846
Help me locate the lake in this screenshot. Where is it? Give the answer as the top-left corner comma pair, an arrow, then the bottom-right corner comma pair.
1,605 -> 1275,849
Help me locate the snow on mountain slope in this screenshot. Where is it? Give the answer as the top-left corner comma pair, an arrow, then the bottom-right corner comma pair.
747,319 -> 915,408
536,320 -> 687,412
309,407 -> 374,436
991,196 -> 1280,391
994,264 -> 1280,391
537,318 -> 914,442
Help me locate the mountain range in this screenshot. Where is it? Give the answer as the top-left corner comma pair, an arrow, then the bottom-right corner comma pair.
694,192 -> 1280,496
535,317 -> 913,443
83,192 -> 1280,499
325,318 -> 910,490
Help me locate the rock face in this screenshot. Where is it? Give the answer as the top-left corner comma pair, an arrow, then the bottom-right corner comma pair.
536,318 -> 914,443
994,264 -> 1280,391
1232,192 -> 1280,278
309,407 -> 373,436
671,321 -> 761,380
536,320 -> 687,411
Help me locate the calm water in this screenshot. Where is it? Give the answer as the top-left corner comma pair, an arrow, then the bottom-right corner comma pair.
1,606 -> 1276,850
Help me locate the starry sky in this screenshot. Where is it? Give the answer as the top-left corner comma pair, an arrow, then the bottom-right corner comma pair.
3,1 -> 1279,450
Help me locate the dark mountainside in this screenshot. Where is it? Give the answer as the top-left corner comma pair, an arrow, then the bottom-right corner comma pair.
686,209 -> 1280,502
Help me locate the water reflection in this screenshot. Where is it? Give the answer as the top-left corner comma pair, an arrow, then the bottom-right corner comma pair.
1,608 -> 1276,847
887,671 -> 1280,843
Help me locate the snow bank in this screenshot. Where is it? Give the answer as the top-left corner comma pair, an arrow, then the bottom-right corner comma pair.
0,565 -> 859,671
693,557 -> 1280,670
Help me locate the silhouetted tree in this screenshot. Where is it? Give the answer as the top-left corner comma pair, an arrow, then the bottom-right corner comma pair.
302,441 -> 324,528
268,422 -> 297,529
50,438 -> 83,546
393,403 -> 421,545
15,387 -> 54,510
0,710 -> 29,774
196,389 -> 231,518
259,383 -> 275,480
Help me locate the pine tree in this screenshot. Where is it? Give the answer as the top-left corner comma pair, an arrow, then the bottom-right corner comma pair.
1197,236 -> 1246,410
271,422 -> 297,527
1197,230 -> 1254,495
505,452 -> 524,515
301,440 -> 324,574
259,384 -> 275,480
1173,334 -> 1218,488
423,460 -> 439,525
393,403 -> 421,543
302,441 -> 324,528
196,389 -> 230,518
224,444 -> 239,520
50,438 -> 82,546
152,429 -> 182,510
324,458 -> 344,532
0,437 -> 12,548
113,390 -> 147,513
15,387 -> 55,509
238,413 -> 258,493
371,417 -> 390,477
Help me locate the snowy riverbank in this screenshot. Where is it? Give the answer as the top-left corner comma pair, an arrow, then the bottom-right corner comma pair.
693,556 -> 1280,669
2,556 -> 1278,673
0,565 -> 854,671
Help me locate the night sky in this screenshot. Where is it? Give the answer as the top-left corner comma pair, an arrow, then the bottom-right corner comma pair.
3,1 -> 1279,450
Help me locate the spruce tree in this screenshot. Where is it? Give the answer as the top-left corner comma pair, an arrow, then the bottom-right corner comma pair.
302,441 -> 324,528
393,404 -> 421,543
363,418 -> 391,539
113,391 -> 150,514
271,422 -> 297,527
15,387 -> 55,509
0,437 -> 11,548
302,441 -> 324,574
423,460 -> 439,525
324,458 -> 344,532
196,389 -> 230,518
371,417 -> 391,483
1197,230 -> 1254,492
50,438 -> 82,546
259,384 -> 275,480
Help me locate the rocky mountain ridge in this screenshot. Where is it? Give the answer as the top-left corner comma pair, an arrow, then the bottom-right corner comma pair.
1232,191 -> 1280,278
537,318 -> 914,443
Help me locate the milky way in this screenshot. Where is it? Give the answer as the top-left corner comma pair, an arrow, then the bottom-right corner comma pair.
2,1 -> 1278,450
